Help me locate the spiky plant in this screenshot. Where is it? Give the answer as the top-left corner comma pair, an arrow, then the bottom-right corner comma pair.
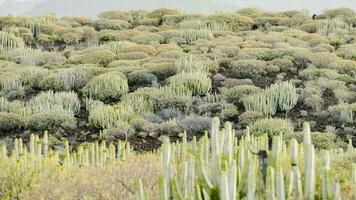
0,31 -> 25,53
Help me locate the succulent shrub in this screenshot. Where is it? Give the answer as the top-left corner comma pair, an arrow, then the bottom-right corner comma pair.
82,72 -> 129,102
250,118 -> 294,136
168,72 -> 212,96
183,29 -> 214,44
0,31 -> 25,53
27,91 -> 81,116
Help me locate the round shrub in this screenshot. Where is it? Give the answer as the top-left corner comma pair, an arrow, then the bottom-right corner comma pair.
131,33 -> 163,44
225,59 -> 268,79
178,115 -> 211,135
221,104 -> 239,121
26,111 -> 77,131
250,118 -> 294,136
239,111 -> 264,126
101,122 -> 135,140
118,52 -> 149,60
145,62 -> 177,81
69,49 -> 117,67
222,85 -> 262,105
0,112 -> 24,132
128,70 -> 157,87
82,72 -> 129,102
154,95 -> 192,113
120,45 -> 157,56
168,72 -> 212,96
95,19 -> 131,30
237,48 -> 284,61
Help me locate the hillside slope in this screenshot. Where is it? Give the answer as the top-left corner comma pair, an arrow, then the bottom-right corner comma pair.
27,0 -> 237,17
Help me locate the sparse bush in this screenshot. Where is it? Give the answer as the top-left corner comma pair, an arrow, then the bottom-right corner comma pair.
82,72 -> 128,102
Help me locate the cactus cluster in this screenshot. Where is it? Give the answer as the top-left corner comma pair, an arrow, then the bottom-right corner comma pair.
0,118 -> 355,199
243,81 -> 298,116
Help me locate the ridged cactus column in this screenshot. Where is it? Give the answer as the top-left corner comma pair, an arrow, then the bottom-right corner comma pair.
303,122 -> 315,200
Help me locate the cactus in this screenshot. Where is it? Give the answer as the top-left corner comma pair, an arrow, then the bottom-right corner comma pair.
0,118 -> 354,199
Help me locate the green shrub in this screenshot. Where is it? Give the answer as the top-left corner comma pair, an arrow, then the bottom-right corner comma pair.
95,19 -> 131,30
183,29 -> 214,44
225,59 -> 268,79
27,91 -> 81,115
221,85 -> 261,105
69,49 -> 117,67
26,111 -> 77,131
145,62 -> 177,81
108,59 -> 140,68
0,112 -> 24,131
53,27 -> 83,44
120,45 -> 157,56
168,72 -> 211,96
154,95 -> 192,112
98,11 -> 128,20
177,115 -> 211,135
131,33 -> 162,44
336,44 -> 356,60
157,50 -> 185,59
250,118 -> 294,136
238,111 -> 263,126
101,122 -> 135,140
118,52 -> 149,60
310,52 -> 339,68
237,48 -> 284,61
148,8 -> 180,20
221,104 -> 239,121
82,72 -> 128,102
127,70 -> 157,87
